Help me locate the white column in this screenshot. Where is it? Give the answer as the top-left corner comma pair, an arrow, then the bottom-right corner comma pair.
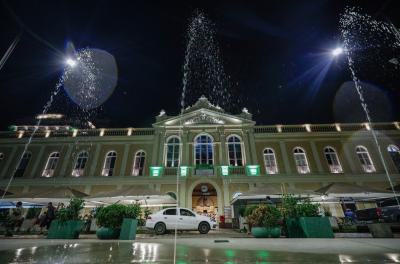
30,145 -> 45,178
0,146 -> 18,178
219,130 -> 226,165
279,141 -> 292,174
119,144 -> 130,176
88,144 -> 101,177
59,144 -> 74,177
342,141 -> 357,173
248,128 -> 258,165
310,141 -> 324,173
151,130 -> 161,166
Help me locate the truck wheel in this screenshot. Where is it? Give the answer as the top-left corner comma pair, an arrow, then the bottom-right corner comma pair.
155,222 -> 166,235
198,222 -> 210,234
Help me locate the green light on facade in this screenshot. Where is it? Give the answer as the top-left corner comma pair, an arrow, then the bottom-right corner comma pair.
150,166 -> 163,177
246,165 -> 260,176
180,166 -> 189,177
220,166 -> 229,176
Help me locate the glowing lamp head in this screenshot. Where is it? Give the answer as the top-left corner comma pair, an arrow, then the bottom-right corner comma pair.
65,58 -> 77,67
331,47 -> 343,57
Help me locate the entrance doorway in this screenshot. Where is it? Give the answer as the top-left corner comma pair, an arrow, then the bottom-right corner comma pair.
192,183 -> 217,221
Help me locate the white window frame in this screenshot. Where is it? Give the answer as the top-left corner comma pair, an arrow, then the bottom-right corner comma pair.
226,135 -> 244,167
263,148 -> 278,174
164,136 -> 181,168
356,146 -> 376,173
387,144 -> 400,172
324,146 -> 343,173
42,152 -> 60,177
194,134 -> 214,165
132,150 -> 146,176
72,151 -> 89,177
293,147 -> 310,174
102,151 -> 117,176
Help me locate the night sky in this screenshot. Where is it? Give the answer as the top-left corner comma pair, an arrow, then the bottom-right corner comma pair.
0,0 -> 399,130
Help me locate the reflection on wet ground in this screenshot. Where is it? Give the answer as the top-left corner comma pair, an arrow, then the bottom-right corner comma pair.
0,242 -> 399,264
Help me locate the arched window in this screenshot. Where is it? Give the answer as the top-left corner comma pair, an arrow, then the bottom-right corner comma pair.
132,151 -> 146,176
102,151 -> 117,176
72,151 -> 89,177
263,148 -> 278,174
165,137 -> 180,168
194,134 -> 213,165
324,147 -> 343,173
42,152 -> 60,177
387,145 -> 400,172
227,135 -> 243,166
356,146 -> 375,173
293,147 -> 310,174
14,151 -> 31,177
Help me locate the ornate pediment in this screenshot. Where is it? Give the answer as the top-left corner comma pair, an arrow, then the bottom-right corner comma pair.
153,96 -> 255,127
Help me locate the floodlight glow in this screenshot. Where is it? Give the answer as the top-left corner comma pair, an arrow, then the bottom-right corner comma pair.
331,47 -> 343,57
65,58 -> 77,67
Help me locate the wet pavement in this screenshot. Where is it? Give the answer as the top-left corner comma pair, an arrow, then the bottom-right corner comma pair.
0,238 -> 399,263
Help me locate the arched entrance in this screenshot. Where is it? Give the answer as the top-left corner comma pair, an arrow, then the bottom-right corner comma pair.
192,183 -> 218,221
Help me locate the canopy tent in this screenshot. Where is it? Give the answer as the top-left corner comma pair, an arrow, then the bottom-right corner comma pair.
240,183 -> 318,197
88,185 -> 177,207
3,186 -> 89,205
314,183 -> 393,199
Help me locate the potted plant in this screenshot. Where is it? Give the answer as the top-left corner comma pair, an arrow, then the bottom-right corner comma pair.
47,198 -> 85,239
247,205 -> 282,238
96,204 -> 142,240
282,194 -> 334,238
119,204 -> 141,240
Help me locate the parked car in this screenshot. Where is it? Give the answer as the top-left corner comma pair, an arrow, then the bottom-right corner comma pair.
356,206 -> 400,223
145,207 -> 217,235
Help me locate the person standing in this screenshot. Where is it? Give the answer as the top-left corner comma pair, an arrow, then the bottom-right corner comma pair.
45,202 -> 56,230
5,201 -> 24,236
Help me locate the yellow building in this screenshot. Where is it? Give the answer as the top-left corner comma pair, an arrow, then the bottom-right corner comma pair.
0,96 -> 399,221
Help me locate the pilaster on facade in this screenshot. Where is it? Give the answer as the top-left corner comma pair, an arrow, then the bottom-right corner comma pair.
219,129 -> 226,165
59,143 -> 74,177
119,144 -> 131,176
181,129 -> 189,165
242,130 -> 252,165
150,129 -> 161,166
30,145 -> 45,178
342,141 -> 357,173
248,128 -> 258,165
222,179 -> 231,207
279,141 -> 292,174
88,144 -> 101,177
310,141 -> 324,173
0,146 -> 17,179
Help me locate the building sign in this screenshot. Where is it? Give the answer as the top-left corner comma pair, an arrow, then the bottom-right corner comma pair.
180,166 -> 189,177
220,166 -> 229,176
246,165 -> 260,176
150,166 -> 163,177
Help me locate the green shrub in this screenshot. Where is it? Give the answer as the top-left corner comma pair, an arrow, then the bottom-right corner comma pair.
96,204 -> 142,229
244,205 -> 258,217
56,198 -> 85,223
125,204 -> 141,219
281,194 -> 320,218
247,205 -> 282,228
